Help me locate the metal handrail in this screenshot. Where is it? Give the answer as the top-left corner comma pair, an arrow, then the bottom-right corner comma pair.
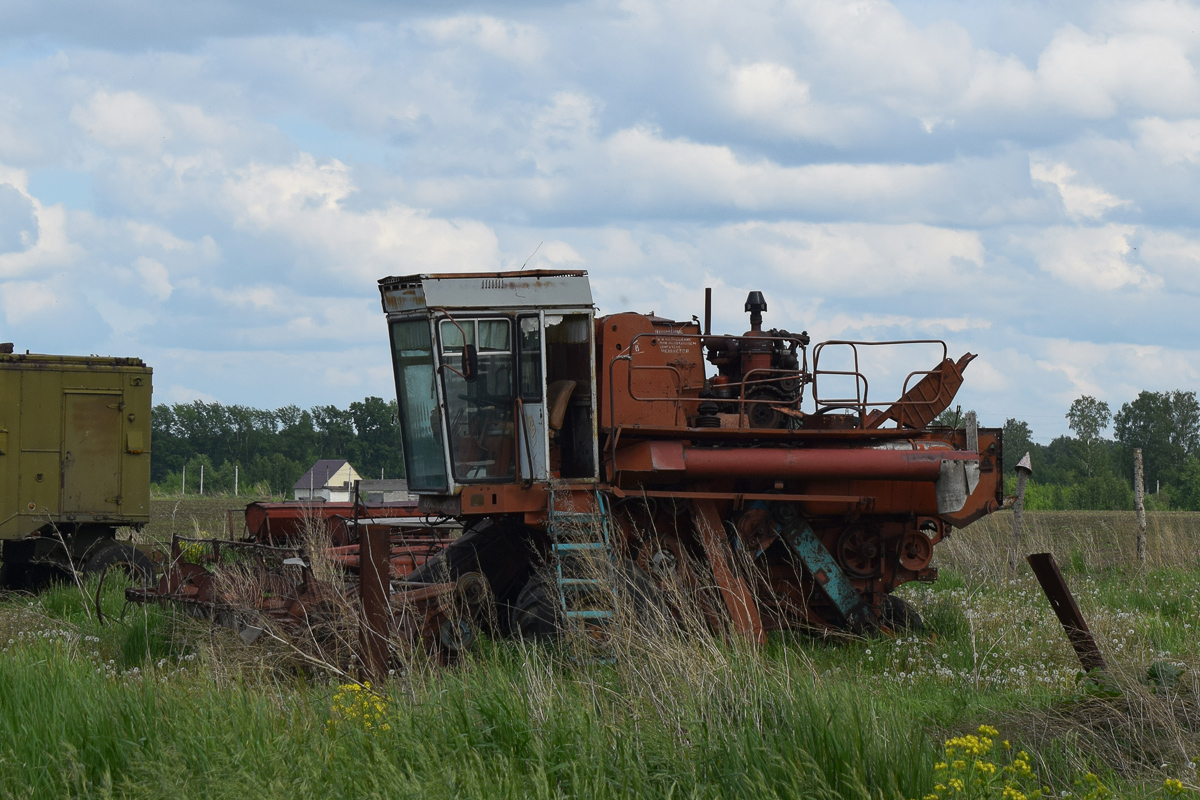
811,340 -> 950,424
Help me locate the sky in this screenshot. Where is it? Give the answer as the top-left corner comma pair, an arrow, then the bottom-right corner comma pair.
2,0 -> 1199,442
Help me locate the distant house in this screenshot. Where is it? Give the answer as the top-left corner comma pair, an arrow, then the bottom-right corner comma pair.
292,459 -> 363,501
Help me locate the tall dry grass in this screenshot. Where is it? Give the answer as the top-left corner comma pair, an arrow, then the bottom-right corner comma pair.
938,510 -> 1200,582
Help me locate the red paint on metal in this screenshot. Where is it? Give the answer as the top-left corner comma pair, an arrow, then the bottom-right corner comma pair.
616,439 -> 974,480
692,497 -> 765,645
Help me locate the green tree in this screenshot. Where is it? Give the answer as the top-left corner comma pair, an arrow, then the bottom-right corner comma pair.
1114,390 -> 1200,487
348,396 -> 405,480
1002,418 -> 1033,477
1175,456 -> 1200,512
1065,395 -> 1111,477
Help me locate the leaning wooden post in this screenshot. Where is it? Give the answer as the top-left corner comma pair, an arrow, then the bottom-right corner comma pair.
359,480 -> 391,681
1010,453 -> 1032,575
1134,448 -> 1147,564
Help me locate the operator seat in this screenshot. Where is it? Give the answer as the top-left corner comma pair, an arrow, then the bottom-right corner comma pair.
546,380 -> 577,431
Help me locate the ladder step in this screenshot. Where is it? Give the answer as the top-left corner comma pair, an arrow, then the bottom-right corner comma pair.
565,609 -> 614,620
553,542 -> 607,551
560,578 -> 606,588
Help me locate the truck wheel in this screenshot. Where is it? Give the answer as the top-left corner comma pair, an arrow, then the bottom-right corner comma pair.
84,542 -> 156,588
0,562 -> 27,591
0,561 -> 70,592
880,595 -> 923,633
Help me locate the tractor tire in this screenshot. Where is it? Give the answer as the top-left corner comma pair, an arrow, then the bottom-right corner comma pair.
404,519 -> 538,636
510,569 -> 562,642
510,559 -> 670,642
84,541 -> 156,588
880,595 -> 923,634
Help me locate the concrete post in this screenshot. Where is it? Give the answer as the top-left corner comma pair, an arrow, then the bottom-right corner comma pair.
1010,453 -> 1032,574
1134,448 -> 1147,564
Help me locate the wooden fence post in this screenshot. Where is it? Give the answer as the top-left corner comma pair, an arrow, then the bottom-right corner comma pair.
1134,448 -> 1147,564
1010,453 -> 1032,575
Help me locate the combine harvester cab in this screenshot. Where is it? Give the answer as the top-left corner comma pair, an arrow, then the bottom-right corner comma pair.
379,270 -> 1004,643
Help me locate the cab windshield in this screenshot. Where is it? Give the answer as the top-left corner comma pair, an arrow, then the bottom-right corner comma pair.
389,319 -> 449,491
439,317 -> 516,482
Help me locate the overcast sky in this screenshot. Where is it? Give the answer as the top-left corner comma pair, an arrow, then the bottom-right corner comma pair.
2,0 -> 1199,441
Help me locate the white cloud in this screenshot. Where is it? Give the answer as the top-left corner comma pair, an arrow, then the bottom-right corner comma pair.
602,126 -> 945,211
724,61 -> 865,143
132,256 -> 172,301
1133,116 -> 1200,165
422,15 -> 546,64
163,384 -> 219,404
1021,225 -> 1161,291
70,90 -> 171,151
0,175 -> 81,279
1034,337 -> 1200,405
1138,228 -> 1200,293
1030,160 -> 1129,220
714,221 -> 984,295
0,279 -> 62,324
223,154 -> 500,278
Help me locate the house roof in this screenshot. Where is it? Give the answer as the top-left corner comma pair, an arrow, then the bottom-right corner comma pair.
292,459 -> 358,491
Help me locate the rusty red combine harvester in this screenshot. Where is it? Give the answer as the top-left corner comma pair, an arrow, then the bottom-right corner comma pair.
382,270 -> 1004,644
132,268 -> 1003,662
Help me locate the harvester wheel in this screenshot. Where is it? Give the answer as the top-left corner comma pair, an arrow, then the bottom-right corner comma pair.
510,559 -> 669,642
510,570 -> 562,641
879,595 -> 923,633
404,519 -> 537,636
84,541 -> 156,588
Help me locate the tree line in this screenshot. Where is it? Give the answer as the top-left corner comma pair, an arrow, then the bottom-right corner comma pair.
994,390 -> 1200,511
151,389 -> 1200,509
151,397 -> 405,496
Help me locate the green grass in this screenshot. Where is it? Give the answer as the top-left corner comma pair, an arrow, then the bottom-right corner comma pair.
0,622 -> 937,799
4,509 -> 1200,798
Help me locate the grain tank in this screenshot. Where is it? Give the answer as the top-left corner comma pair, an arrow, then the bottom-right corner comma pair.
0,347 -> 154,589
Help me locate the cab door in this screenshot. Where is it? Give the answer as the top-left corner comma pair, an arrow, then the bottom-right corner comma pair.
516,314 -> 549,481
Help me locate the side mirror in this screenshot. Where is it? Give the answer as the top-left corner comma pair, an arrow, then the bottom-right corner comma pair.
462,344 -> 479,382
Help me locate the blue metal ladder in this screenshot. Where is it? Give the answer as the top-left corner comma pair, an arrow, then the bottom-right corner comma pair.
548,489 -> 619,650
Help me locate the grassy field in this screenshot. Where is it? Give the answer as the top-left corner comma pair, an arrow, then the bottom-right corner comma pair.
2,503 -> 1200,798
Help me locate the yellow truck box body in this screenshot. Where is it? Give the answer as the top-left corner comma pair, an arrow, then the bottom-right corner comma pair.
0,353 -> 152,539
